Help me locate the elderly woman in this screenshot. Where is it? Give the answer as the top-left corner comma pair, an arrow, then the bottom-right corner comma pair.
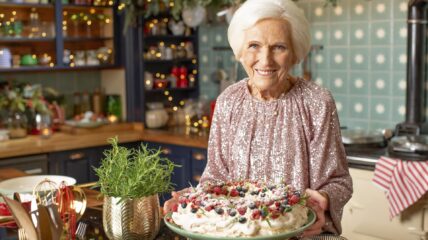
165,0 -> 352,237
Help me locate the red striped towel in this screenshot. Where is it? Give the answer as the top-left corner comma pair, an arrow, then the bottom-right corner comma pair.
372,156 -> 428,218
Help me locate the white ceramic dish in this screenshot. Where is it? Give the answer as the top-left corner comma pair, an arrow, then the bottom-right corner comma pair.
0,175 -> 76,194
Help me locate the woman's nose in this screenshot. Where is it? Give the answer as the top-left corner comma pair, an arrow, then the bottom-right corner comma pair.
258,48 -> 274,65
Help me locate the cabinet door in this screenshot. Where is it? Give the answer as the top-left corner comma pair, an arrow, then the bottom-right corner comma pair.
342,168 -> 426,240
49,148 -> 95,184
191,148 -> 207,187
0,154 -> 48,175
144,142 -> 191,205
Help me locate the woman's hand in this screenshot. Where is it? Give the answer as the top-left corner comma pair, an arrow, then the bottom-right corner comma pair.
302,189 -> 329,237
163,188 -> 190,215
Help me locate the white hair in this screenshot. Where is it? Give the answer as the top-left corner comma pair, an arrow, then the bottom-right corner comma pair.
227,0 -> 311,64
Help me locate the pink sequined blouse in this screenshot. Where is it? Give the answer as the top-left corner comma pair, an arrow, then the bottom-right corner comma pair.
200,78 -> 353,234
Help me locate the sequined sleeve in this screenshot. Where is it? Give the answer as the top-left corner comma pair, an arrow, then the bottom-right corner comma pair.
199,93 -> 231,184
308,94 -> 353,234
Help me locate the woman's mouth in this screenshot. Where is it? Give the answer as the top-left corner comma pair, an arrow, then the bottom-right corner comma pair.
255,69 -> 277,76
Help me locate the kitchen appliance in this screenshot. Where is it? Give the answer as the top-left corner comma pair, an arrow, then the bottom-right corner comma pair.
388,0 -> 428,160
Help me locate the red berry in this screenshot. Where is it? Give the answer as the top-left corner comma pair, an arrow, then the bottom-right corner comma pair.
289,195 -> 300,205
251,209 -> 261,220
205,205 -> 214,211
230,189 -> 239,197
213,186 -> 222,195
237,206 -> 247,215
172,203 -> 178,212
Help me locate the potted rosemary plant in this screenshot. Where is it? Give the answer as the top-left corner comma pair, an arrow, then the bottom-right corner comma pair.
94,137 -> 178,240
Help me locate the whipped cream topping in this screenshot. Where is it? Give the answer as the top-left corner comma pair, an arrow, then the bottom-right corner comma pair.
170,181 -> 309,237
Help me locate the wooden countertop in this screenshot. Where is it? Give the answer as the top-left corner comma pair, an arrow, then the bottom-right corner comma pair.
0,123 -> 209,159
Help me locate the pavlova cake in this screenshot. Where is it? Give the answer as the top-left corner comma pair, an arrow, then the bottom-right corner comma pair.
168,181 -> 309,237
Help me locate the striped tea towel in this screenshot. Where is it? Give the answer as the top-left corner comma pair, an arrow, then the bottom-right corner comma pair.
372,156 -> 428,218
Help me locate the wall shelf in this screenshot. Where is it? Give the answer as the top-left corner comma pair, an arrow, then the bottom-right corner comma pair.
64,37 -> 114,41
144,59 -> 195,64
0,37 -> 55,42
145,87 -> 197,93
0,64 -> 121,73
0,2 -> 53,8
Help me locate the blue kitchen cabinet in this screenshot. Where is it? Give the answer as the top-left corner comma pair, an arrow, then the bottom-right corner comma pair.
48,148 -> 96,184
48,141 -> 142,184
143,142 -> 208,204
190,148 -> 207,186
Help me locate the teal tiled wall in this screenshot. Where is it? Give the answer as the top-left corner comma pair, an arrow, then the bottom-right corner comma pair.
199,0 -> 411,130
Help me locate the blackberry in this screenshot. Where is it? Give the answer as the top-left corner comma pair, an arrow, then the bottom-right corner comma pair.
215,207 -> 224,215
191,208 -> 198,213
236,186 -> 243,192
249,202 -> 256,209
228,209 -> 237,217
250,191 -> 259,196
181,202 -> 187,208
260,193 -> 266,197
239,192 -> 245,197
238,217 -> 247,223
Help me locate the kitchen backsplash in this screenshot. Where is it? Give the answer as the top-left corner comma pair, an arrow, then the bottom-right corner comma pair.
198,0 -> 410,131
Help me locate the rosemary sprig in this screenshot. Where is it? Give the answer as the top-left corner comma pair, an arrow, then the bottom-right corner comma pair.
94,137 -> 180,201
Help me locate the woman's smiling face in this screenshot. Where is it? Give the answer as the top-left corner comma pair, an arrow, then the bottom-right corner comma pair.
240,18 -> 296,94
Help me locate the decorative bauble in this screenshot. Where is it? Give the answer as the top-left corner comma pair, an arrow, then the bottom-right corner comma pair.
182,5 -> 206,28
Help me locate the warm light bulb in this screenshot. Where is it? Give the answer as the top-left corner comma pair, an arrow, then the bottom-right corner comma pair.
164,91 -> 169,96
173,106 -> 178,111
168,96 -> 173,101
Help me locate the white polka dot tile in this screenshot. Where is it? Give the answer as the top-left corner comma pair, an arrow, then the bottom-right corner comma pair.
350,1 -> 369,20
330,71 -> 348,93
371,0 -> 391,20
371,72 -> 391,96
371,48 -> 391,70
371,22 -> 391,45
330,49 -> 348,70
398,105 -> 405,116
376,104 -> 385,114
310,2 -> 329,22
350,23 -> 369,45
350,48 -> 369,70
329,24 -> 348,45
349,97 -> 369,118
370,97 -> 391,120
201,35 -> 208,43
350,72 -> 369,94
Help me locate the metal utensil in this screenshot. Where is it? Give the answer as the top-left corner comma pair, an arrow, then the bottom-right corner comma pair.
75,221 -> 88,240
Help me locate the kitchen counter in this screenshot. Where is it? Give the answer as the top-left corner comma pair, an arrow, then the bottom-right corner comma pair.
0,123 -> 209,159
0,123 -> 381,170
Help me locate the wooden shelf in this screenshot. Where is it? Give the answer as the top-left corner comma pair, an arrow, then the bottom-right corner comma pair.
0,37 -> 55,42
64,36 -> 113,41
0,2 -> 53,8
62,3 -> 114,9
144,35 -> 196,41
146,87 -> 197,93
0,64 -> 121,73
144,59 -> 195,64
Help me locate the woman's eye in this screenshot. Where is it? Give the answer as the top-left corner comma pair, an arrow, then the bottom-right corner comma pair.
248,43 -> 259,49
273,45 -> 287,50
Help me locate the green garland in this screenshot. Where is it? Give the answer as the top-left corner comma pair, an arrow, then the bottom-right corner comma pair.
120,0 -> 339,31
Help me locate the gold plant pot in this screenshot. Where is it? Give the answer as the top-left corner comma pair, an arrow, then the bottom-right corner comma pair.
103,194 -> 160,240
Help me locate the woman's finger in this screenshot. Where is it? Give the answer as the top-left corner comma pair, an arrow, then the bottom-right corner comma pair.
302,201 -> 325,237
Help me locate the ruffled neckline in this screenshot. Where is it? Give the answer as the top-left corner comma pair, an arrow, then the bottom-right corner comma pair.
243,77 -> 302,105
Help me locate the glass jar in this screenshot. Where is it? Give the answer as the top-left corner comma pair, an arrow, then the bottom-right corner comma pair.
6,111 -> 28,139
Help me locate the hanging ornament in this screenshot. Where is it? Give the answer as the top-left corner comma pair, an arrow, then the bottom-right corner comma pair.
181,5 -> 206,28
